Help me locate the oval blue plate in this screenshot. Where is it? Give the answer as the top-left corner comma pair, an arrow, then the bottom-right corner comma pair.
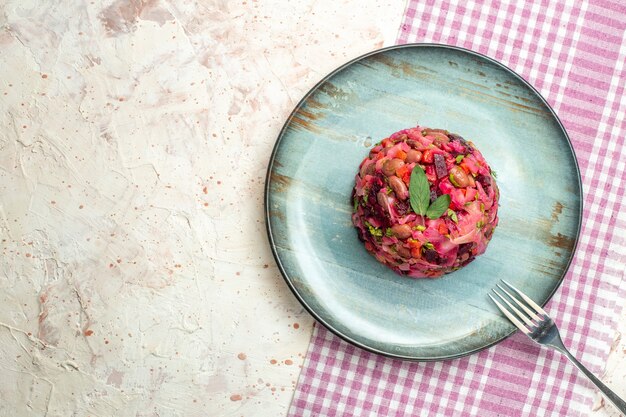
265,44 -> 581,361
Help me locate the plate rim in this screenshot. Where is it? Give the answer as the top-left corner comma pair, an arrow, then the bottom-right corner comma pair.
264,43 -> 583,361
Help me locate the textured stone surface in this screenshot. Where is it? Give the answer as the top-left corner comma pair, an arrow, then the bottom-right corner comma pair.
0,1 -> 403,415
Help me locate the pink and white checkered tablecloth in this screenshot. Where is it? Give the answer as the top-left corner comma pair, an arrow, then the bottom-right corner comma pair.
288,1 -> 626,416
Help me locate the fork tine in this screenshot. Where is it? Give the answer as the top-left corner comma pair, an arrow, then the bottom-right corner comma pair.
496,283 -> 540,321
492,289 -> 534,327
502,280 -> 548,316
488,293 -> 530,334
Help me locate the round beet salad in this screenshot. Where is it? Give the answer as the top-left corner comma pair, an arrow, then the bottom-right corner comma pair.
351,126 -> 499,278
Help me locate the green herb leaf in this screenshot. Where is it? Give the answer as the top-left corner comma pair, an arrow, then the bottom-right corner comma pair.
447,208 -> 458,223
449,173 -> 460,187
423,242 -> 435,250
491,169 -> 498,179
426,194 -> 451,219
413,225 -> 426,231
455,154 -> 465,164
353,197 -> 359,212
385,228 -> 393,237
365,221 -> 383,237
409,165 -> 430,216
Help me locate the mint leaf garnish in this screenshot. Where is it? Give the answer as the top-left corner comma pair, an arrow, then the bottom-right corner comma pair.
426,194 -> 451,219
409,165 -> 430,215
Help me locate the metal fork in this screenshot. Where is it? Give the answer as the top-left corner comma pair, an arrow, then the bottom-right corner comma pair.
490,280 -> 626,415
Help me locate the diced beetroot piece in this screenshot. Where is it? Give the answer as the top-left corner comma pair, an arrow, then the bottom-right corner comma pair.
395,200 -> 410,216
457,242 -> 474,257
422,248 -> 440,264
449,133 -> 468,146
476,174 -> 492,188
434,153 -> 448,179
430,189 -> 438,203
448,133 -> 470,155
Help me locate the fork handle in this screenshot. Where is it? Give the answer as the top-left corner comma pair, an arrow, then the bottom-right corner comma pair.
559,348 -> 626,414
